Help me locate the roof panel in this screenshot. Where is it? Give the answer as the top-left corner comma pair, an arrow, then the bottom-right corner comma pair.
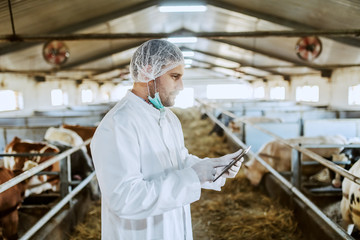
222,0 -> 360,29
0,0 -> 143,34
1,0 -> 360,82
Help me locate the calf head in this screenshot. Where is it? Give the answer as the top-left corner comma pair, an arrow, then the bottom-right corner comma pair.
4,136 -> 60,173
244,157 -> 268,186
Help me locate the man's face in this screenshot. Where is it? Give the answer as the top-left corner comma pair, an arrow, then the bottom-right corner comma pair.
151,64 -> 184,107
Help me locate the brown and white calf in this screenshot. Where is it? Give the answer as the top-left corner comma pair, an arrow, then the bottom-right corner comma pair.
44,126 -> 98,199
44,126 -> 95,179
3,136 -> 60,197
244,135 -> 347,186
61,124 -> 97,157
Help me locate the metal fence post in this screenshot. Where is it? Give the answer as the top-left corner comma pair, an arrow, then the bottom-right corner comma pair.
59,156 -> 69,198
291,147 -> 301,188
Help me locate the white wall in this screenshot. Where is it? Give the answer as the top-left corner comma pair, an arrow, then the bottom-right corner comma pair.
98,82 -> 116,102
266,76 -> 290,100
331,67 -> 360,109
37,80 -> 79,109
0,73 -> 38,113
1,66 -> 360,112
78,80 -> 100,104
290,74 -> 330,106
0,73 -> 103,112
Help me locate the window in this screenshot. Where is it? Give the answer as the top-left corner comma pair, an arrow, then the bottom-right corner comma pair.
81,89 -> 93,103
207,84 -> 252,99
174,87 -> 194,108
296,85 -> 319,102
51,89 -> 68,106
348,84 -> 360,105
253,86 -> 265,99
270,86 -> 285,100
0,90 -> 23,111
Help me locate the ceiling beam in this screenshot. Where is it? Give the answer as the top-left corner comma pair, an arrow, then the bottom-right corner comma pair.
61,41 -> 143,69
206,0 -> 360,48
212,39 -> 326,72
182,46 -> 284,76
74,62 -> 131,83
213,39 -> 306,66
1,29 -> 360,42
190,58 -> 264,79
0,0 -> 161,55
92,62 -> 130,77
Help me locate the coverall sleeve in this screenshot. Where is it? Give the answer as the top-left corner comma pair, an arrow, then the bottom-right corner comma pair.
182,149 -> 226,191
90,118 -> 201,220
175,114 -> 226,191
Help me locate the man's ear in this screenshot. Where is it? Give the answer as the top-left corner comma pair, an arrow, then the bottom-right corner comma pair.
138,65 -> 153,82
147,79 -> 155,88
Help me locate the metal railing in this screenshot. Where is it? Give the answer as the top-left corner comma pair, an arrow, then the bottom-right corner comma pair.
198,99 -> 354,239
0,139 -> 91,193
0,139 -> 96,240
198,99 -> 360,186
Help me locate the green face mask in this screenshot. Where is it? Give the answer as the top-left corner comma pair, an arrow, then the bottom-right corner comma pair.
147,79 -> 164,110
148,92 -> 164,110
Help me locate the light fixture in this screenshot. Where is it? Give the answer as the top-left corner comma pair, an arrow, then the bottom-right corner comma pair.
158,5 -> 207,12
182,51 -> 195,57
167,37 -> 198,43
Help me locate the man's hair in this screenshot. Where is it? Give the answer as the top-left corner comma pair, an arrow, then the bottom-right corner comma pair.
130,39 -> 184,82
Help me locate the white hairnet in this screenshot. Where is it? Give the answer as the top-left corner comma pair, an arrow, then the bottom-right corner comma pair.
130,39 -> 184,83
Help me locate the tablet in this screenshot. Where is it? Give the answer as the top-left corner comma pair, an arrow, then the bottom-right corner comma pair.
213,146 -> 251,182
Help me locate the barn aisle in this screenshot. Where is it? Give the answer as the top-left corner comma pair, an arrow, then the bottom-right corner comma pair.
173,107 -> 304,240
70,107 -> 304,240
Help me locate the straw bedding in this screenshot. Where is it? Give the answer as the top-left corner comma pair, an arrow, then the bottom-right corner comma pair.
70,106 -> 303,240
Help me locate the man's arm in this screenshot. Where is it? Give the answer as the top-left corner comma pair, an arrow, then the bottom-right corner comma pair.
91,119 -> 201,220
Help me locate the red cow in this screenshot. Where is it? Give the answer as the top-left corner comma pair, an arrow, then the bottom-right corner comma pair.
0,167 -> 25,240
3,136 -> 60,197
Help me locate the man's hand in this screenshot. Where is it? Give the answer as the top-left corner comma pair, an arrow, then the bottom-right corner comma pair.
191,158 -> 232,184
216,149 -> 244,179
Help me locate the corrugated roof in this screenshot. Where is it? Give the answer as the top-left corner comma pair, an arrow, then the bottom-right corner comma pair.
0,0 -> 359,83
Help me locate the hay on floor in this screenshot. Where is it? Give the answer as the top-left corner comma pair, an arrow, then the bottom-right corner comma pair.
70,106 -> 303,240
69,200 -> 101,240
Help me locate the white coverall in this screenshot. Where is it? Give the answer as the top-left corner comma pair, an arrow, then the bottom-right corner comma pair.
91,91 -> 225,240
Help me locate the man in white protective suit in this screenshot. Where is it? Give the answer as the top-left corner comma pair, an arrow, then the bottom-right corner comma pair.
90,39 -> 244,240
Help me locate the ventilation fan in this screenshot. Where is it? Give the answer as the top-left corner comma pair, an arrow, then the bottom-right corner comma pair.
295,36 -> 322,61
42,41 -> 70,66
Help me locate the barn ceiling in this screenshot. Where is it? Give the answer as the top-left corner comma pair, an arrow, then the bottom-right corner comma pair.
0,0 -> 360,83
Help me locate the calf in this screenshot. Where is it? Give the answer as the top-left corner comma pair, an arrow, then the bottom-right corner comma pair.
229,116 -> 282,134
341,159 -> 360,231
44,127 -> 99,199
61,124 -> 96,141
244,135 -> 347,186
208,113 -> 233,137
44,127 -> 85,153
330,147 -> 360,188
44,127 -> 94,176
0,167 -> 25,240
3,136 -> 60,197
61,124 -> 97,157
4,136 -> 59,173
